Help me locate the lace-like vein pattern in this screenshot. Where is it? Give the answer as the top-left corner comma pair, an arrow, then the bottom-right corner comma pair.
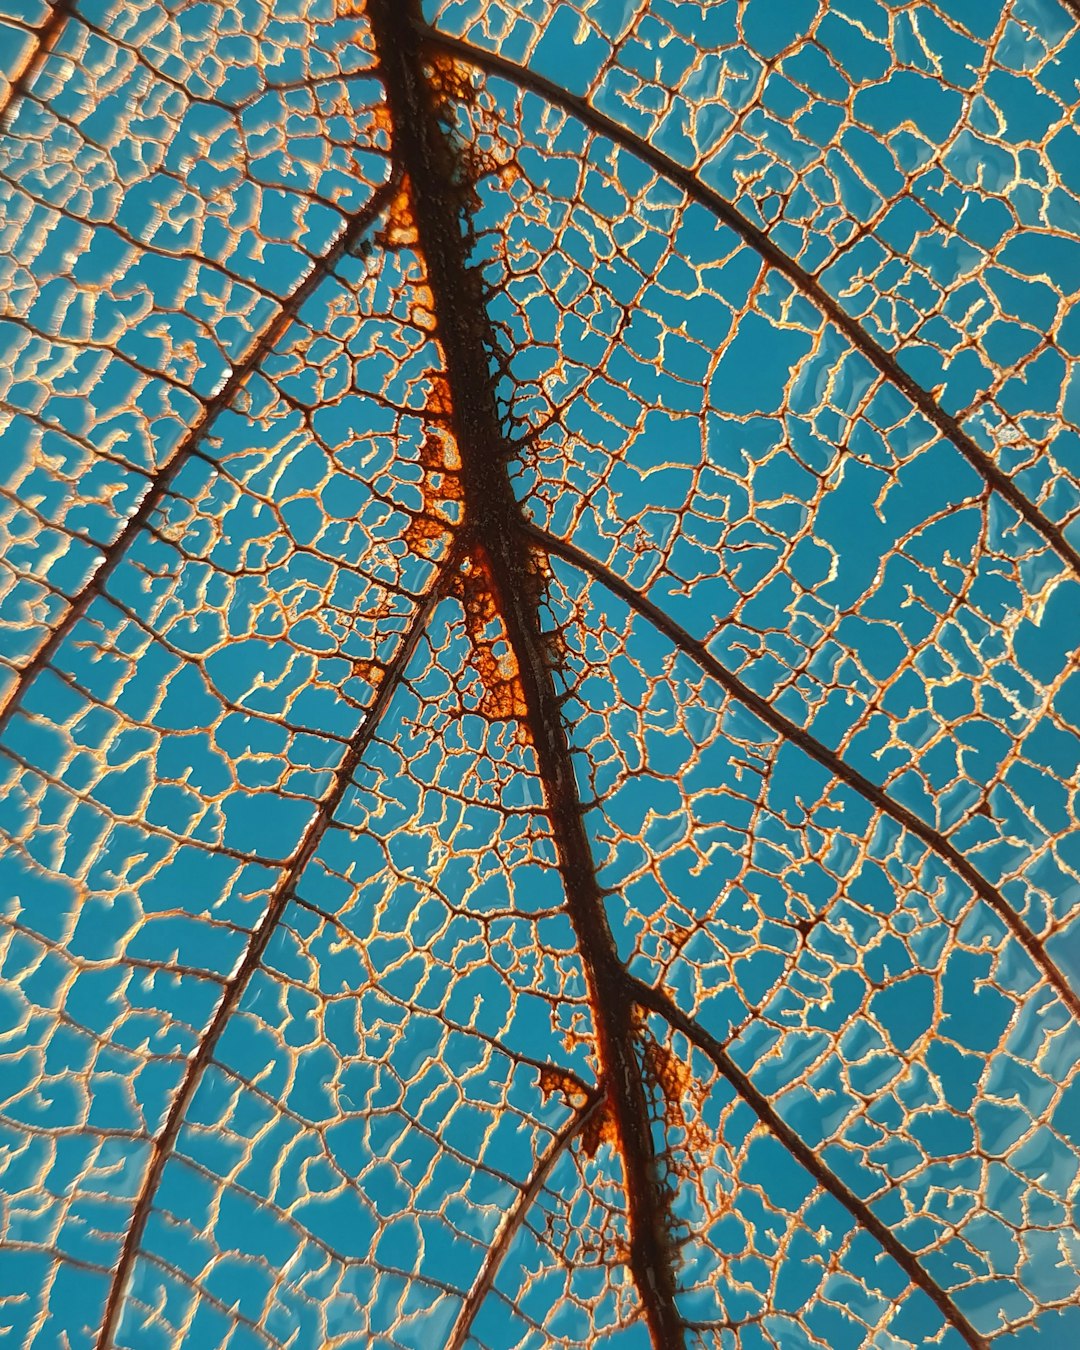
0,0 -> 383,683
544,564 -> 1079,1340
426,0 -> 1080,525
109,604 -> 621,1348
467,74 -> 1080,954
0,1 -> 1078,1348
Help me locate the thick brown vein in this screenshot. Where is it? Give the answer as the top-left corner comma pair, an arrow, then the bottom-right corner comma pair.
419,24 -> 1080,582
524,521 -> 1080,1023
0,0 -> 71,129
0,173 -> 398,742
366,2 -> 685,1344
93,561 -> 454,1350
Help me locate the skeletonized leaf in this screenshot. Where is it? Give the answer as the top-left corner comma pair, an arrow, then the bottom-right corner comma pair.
1,2 -> 1079,1348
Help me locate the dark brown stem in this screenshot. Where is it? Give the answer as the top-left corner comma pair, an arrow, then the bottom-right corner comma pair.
94,564 -> 452,1349
420,25 -> 1080,582
365,3 -> 685,1344
486,527 -> 686,1350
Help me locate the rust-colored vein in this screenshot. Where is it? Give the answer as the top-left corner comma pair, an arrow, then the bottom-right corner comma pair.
0,0 -> 71,130
628,977 -> 990,1350
94,563 -> 453,1350
446,1091 -> 604,1350
526,522 -> 1080,1023
419,25 -> 1080,582
365,3 -> 685,1344
0,174 -> 398,743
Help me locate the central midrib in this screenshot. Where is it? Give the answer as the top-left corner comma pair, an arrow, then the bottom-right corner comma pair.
364,2 -> 687,1345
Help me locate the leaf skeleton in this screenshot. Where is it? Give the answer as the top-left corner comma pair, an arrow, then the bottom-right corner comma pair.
0,1 -> 1079,1348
